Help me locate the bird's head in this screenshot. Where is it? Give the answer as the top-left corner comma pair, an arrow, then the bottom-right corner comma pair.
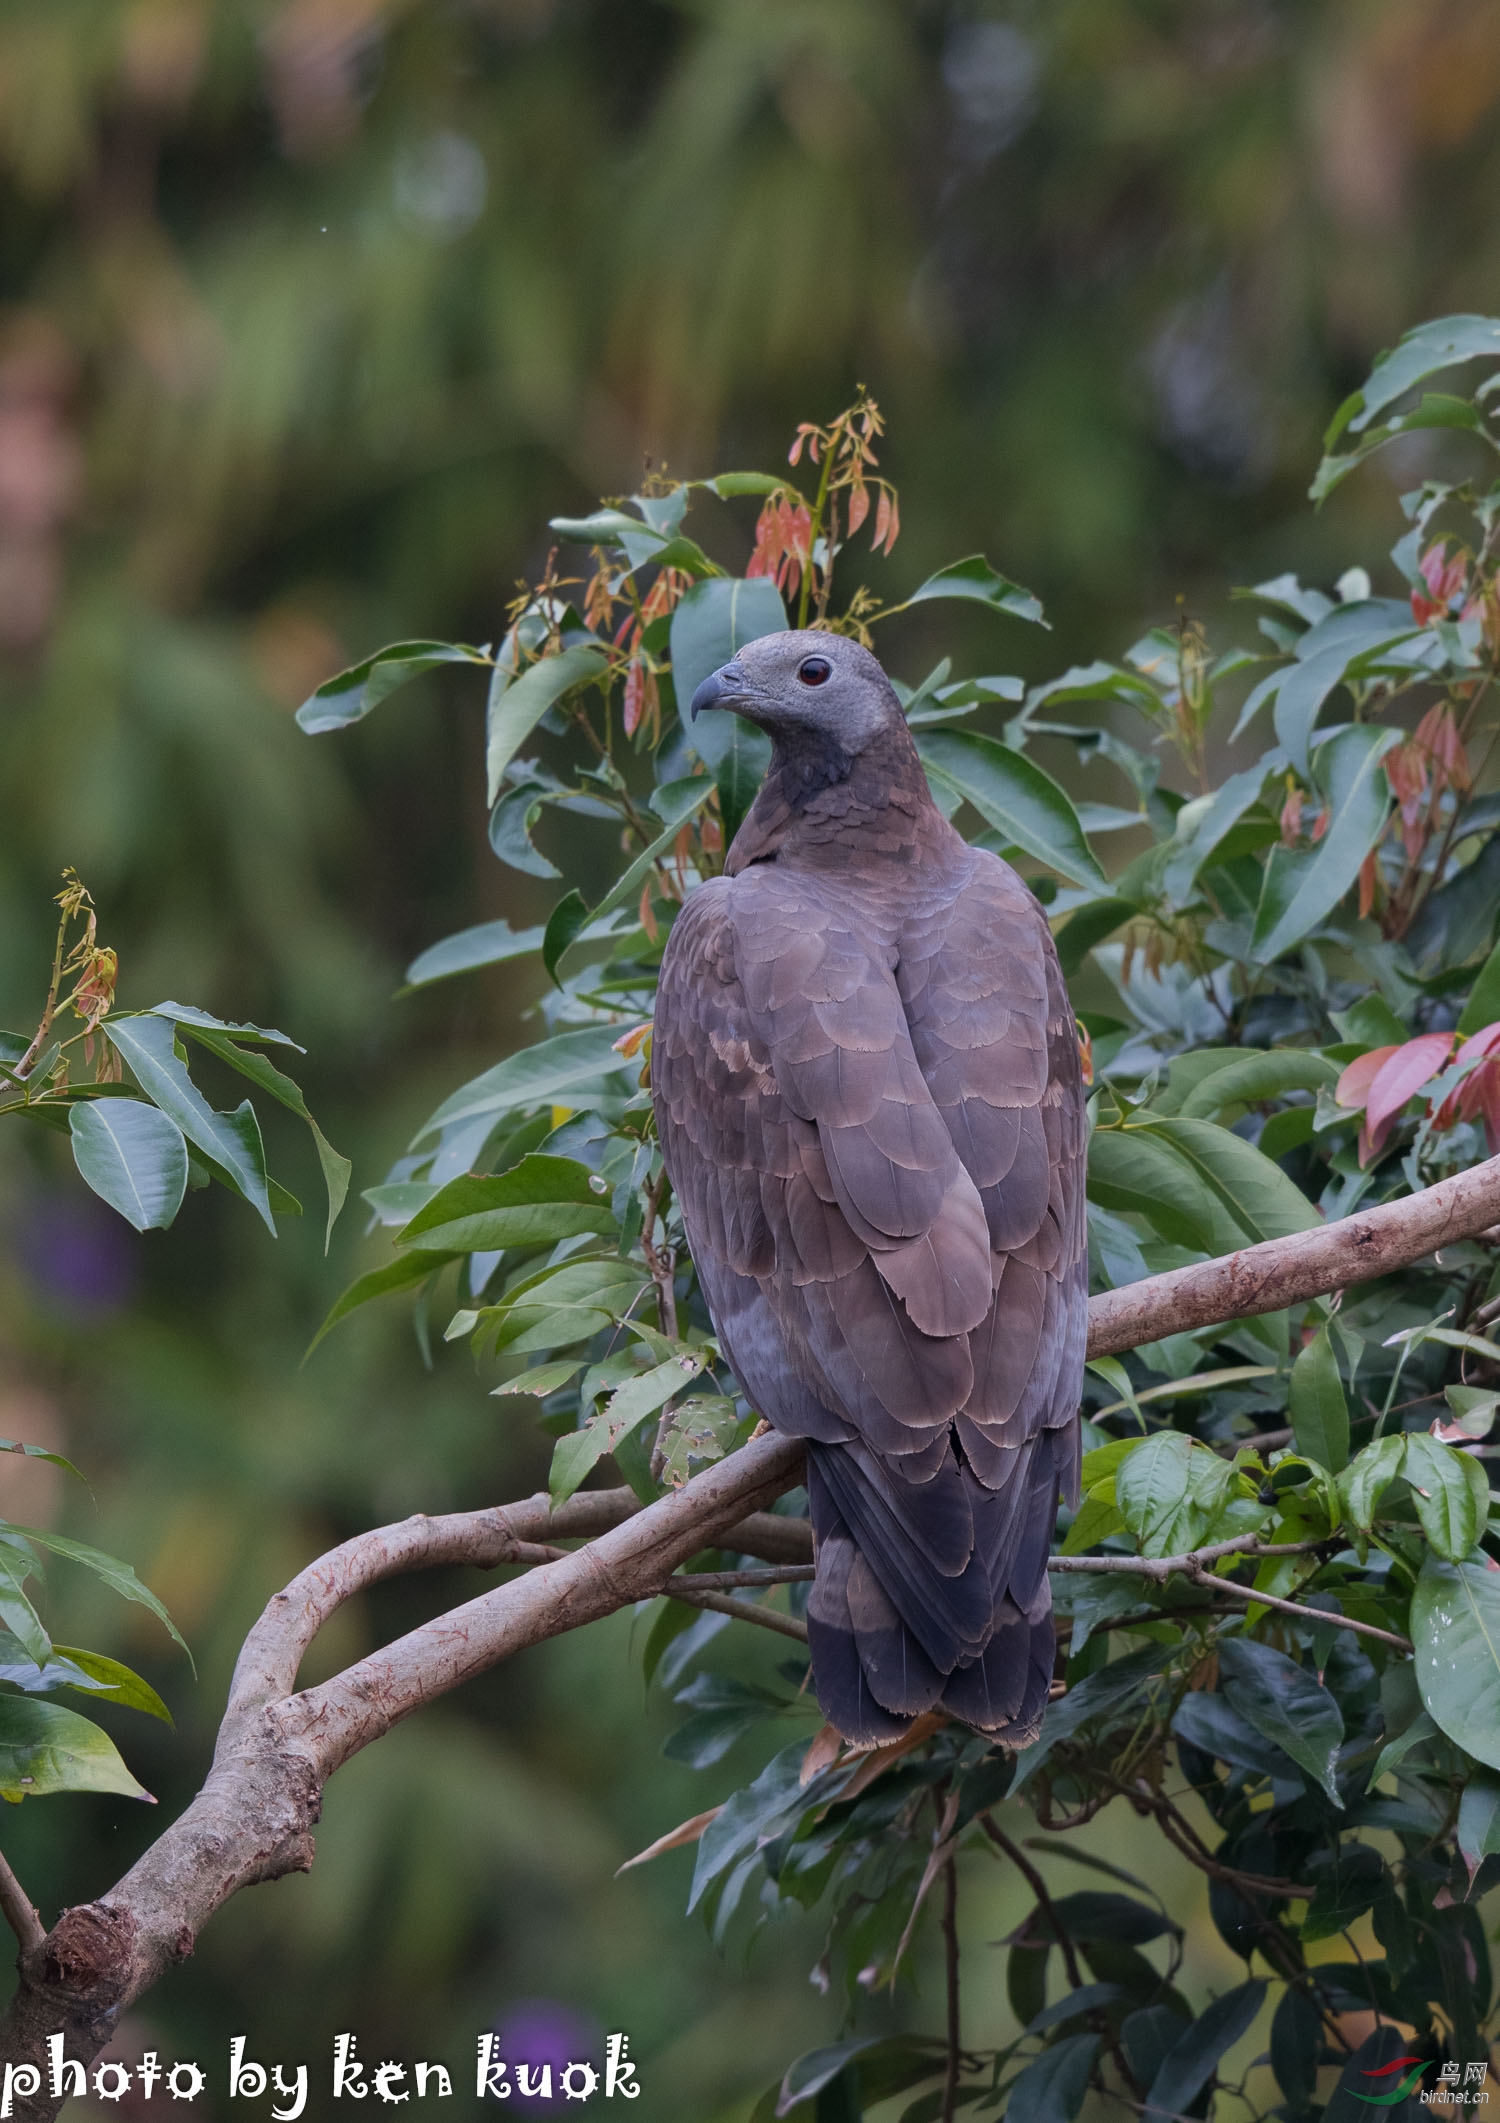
689,630 -> 902,761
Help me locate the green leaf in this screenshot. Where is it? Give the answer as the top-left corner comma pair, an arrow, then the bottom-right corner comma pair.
917,729 -> 1106,890
1115,1433 -> 1217,1558
67,1099 -> 188,1232
1143,1981 -> 1265,2121
899,555 -> 1046,627
702,472 -> 794,499
1402,1432 -> 1487,1561
576,776 -> 714,947
0,1543 -> 49,1669
1335,315 -> 1500,437
1273,643 -> 1352,782
104,1015 -> 274,1233
1135,1118 -> 1322,1244
306,1251 -> 441,1354
1287,1329 -> 1350,1474
1458,1770 -> 1500,1885
1458,935 -> 1500,1035
1159,766 -> 1270,904
485,643 -> 611,805
1412,1557 -> 1500,1770
1217,1639 -> 1344,1805
481,1257 -> 651,1356
166,1018 -> 349,1248
542,891 -> 589,984
149,1003 -> 302,1049
1339,1434 -> 1407,1531
1249,725 -> 1397,963
399,1156 -> 617,1253
10,1526 -> 189,1660
1088,1126 -> 1245,1257
669,576 -> 788,721
295,640 -> 489,734
42,1646 -> 171,1722
1177,1050 -> 1339,1121
670,577 -> 785,838
403,914 -> 630,990
0,1695 -> 152,1802
1300,1846 -> 1385,1943
1001,2035 -> 1097,2122
414,1025 -> 634,1142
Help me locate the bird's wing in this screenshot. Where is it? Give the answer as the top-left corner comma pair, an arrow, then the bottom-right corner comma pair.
652,866 -> 995,1469
898,850 -> 1088,1496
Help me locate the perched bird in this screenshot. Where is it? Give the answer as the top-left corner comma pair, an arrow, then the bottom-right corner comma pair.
652,631 -> 1087,1746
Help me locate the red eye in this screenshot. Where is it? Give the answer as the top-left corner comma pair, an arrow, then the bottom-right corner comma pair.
798,657 -> 832,686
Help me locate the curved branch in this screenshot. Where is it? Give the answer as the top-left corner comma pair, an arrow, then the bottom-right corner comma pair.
6,1157 -> 1497,2107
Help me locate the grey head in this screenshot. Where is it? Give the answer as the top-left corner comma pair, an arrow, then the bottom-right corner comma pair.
689,630 -> 904,759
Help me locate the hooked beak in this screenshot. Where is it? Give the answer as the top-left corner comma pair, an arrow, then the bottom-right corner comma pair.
689,659 -> 748,721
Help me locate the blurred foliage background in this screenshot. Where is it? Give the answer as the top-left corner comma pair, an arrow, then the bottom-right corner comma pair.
3,1 -> 1500,2115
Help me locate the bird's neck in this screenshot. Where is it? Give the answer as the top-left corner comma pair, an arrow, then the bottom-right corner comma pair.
725,717 -> 960,874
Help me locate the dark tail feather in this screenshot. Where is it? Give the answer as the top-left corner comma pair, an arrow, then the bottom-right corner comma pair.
804,1431 -> 1062,1747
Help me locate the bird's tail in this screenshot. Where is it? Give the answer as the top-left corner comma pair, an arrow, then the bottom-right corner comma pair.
803,1430 -> 1065,1747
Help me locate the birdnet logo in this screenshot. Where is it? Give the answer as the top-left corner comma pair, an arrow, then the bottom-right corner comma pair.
1351,2055 -> 1491,2105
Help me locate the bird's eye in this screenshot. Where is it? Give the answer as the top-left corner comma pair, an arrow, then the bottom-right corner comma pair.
797,656 -> 832,687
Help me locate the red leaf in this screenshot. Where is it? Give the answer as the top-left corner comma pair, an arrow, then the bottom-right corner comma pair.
1280,787 -> 1303,845
1362,1032 -> 1456,1159
846,480 -> 870,535
1358,850 -> 1378,919
1334,1045 -> 1400,1111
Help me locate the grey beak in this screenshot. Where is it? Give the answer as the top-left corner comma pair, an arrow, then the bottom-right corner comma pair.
690,660 -> 747,721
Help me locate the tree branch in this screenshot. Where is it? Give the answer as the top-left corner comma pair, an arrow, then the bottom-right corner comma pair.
7,1157 -> 1497,2106
0,1853 -> 44,1959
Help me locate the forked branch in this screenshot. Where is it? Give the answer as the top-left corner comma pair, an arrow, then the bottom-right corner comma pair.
4,1151 -> 1499,2110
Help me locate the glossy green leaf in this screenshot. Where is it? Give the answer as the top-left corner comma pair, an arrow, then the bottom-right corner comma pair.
41,1645 -> 171,1722
0,1695 -> 152,1802
1159,765 -> 1269,904
1412,1557 -> 1500,1770
669,576 -> 788,723
400,1155 -> 617,1252
1088,1126 -> 1244,1257
899,555 -> 1045,626
1176,1049 -> 1339,1120
1115,1432 -> 1200,1556
1137,1117 -> 1322,1244
1217,1639 -> 1344,1804
1402,1432 -> 1487,1561
68,1099 -> 188,1232
414,1025 -> 634,1142
295,640 -> 489,733
403,914 -> 629,990
104,1015 -> 274,1232
1338,1434 -> 1407,1531
1054,898 -> 1135,977
1287,1328 -> 1350,1474
1249,725 -> 1396,963
918,729 -> 1105,889
165,1017 -> 349,1248
485,643 -> 610,805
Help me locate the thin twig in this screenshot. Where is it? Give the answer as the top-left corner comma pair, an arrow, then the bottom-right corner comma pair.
1176,1560 -> 1412,1653
0,1851 -> 44,1957
672,1565 -> 814,1591
1048,1534 -> 1328,1581
661,1580 -> 807,1641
